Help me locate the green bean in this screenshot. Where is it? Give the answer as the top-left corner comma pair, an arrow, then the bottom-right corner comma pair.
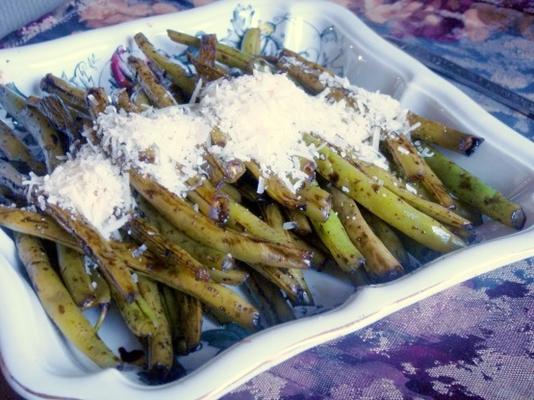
132,85 -> 151,109
196,181 -> 325,271
0,120 -> 46,175
174,290 -> 203,354
245,270 -> 295,327
127,56 -> 177,108
219,182 -> 242,203
138,277 -> 173,371
128,217 -> 210,281
138,197 -> 236,270
91,268 -> 111,332
86,88 -> 110,120
245,161 -> 306,210
0,206 -> 80,249
409,113 -> 484,156
310,209 -> 365,274
40,73 -> 88,114
110,277 -> 155,338
384,134 -> 425,181
131,259 -> 258,330
385,134 -> 455,209
300,184 -> 332,222
208,268 -> 248,285
0,159 -> 28,200
330,187 -> 404,282
167,30 -> 251,71
188,35 -> 227,82
261,203 -> 315,304
91,267 -> 111,331
306,135 -> 465,253
275,49 -> 328,94
25,94 -> 101,314
241,28 -> 262,57
420,144 -> 526,229
185,188 -> 229,225
45,203 -> 139,302
15,233 -> 120,368
361,211 -> 411,268
194,181 -> 288,242
134,32 -> 196,97
92,267 -> 111,305
355,160 -> 472,229
0,86 -> 65,172
197,34 -> 218,66
284,209 -> 313,236
245,161 -> 331,222
160,285 -> 186,354
33,95 -> 86,145
57,244 -> 96,308
247,263 -> 309,305
130,171 -> 312,270
115,89 -> 140,113
205,152 -> 246,184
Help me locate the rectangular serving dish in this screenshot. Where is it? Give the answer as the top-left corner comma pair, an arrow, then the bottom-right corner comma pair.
0,1 -> 533,399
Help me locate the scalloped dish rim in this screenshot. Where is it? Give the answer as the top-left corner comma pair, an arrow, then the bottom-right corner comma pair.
0,1 -> 533,399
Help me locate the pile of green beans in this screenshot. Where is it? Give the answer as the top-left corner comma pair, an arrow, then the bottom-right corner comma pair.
0,26 -> 525,382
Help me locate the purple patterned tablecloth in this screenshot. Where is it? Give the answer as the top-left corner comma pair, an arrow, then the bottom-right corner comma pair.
0,1 -> 532,399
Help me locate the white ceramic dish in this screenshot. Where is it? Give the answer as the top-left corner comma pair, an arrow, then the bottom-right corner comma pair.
0,1 -> 533,399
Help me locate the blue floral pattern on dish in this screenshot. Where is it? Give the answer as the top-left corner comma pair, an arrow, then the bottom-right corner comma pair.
55,3 -> 348,89
171,4 -> 347,77
61,53 -> 100,89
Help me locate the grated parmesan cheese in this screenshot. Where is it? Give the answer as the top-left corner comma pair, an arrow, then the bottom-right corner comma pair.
132,243 -> 148,258
189,77 -> 204,105
318,72 -> 412,138
200,71 -> 392,192
397,146 -> 410,155
257,176 -> 266,194
95,106 -> 212,197
405,183 -> 419,195
282,221 -> 297,230
30,145 -> 134,239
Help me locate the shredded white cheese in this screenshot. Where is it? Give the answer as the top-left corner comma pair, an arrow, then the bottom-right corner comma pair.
405,183 -> 419,195
257,176 -> 266,194
397,146 -> 410,155
96,106 -> 212,197
282,221 -> 297,230
189,77 -> 204,104
132,243 -> 148,258
318,72 -> 412,137
23,65 -> 418,234
200,71 -> 393,192
30,146 -> 134,239
0,108 -> 15,129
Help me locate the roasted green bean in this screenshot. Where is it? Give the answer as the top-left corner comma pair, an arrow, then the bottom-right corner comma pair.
330,187 -> 403,282
420,144 -> 526,229
15,233 -> 119,368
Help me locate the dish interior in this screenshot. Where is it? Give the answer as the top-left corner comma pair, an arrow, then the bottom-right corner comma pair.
0,1 -> 532,387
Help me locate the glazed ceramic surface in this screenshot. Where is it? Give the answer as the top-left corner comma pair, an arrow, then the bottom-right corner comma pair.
0,1 -> 533,399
